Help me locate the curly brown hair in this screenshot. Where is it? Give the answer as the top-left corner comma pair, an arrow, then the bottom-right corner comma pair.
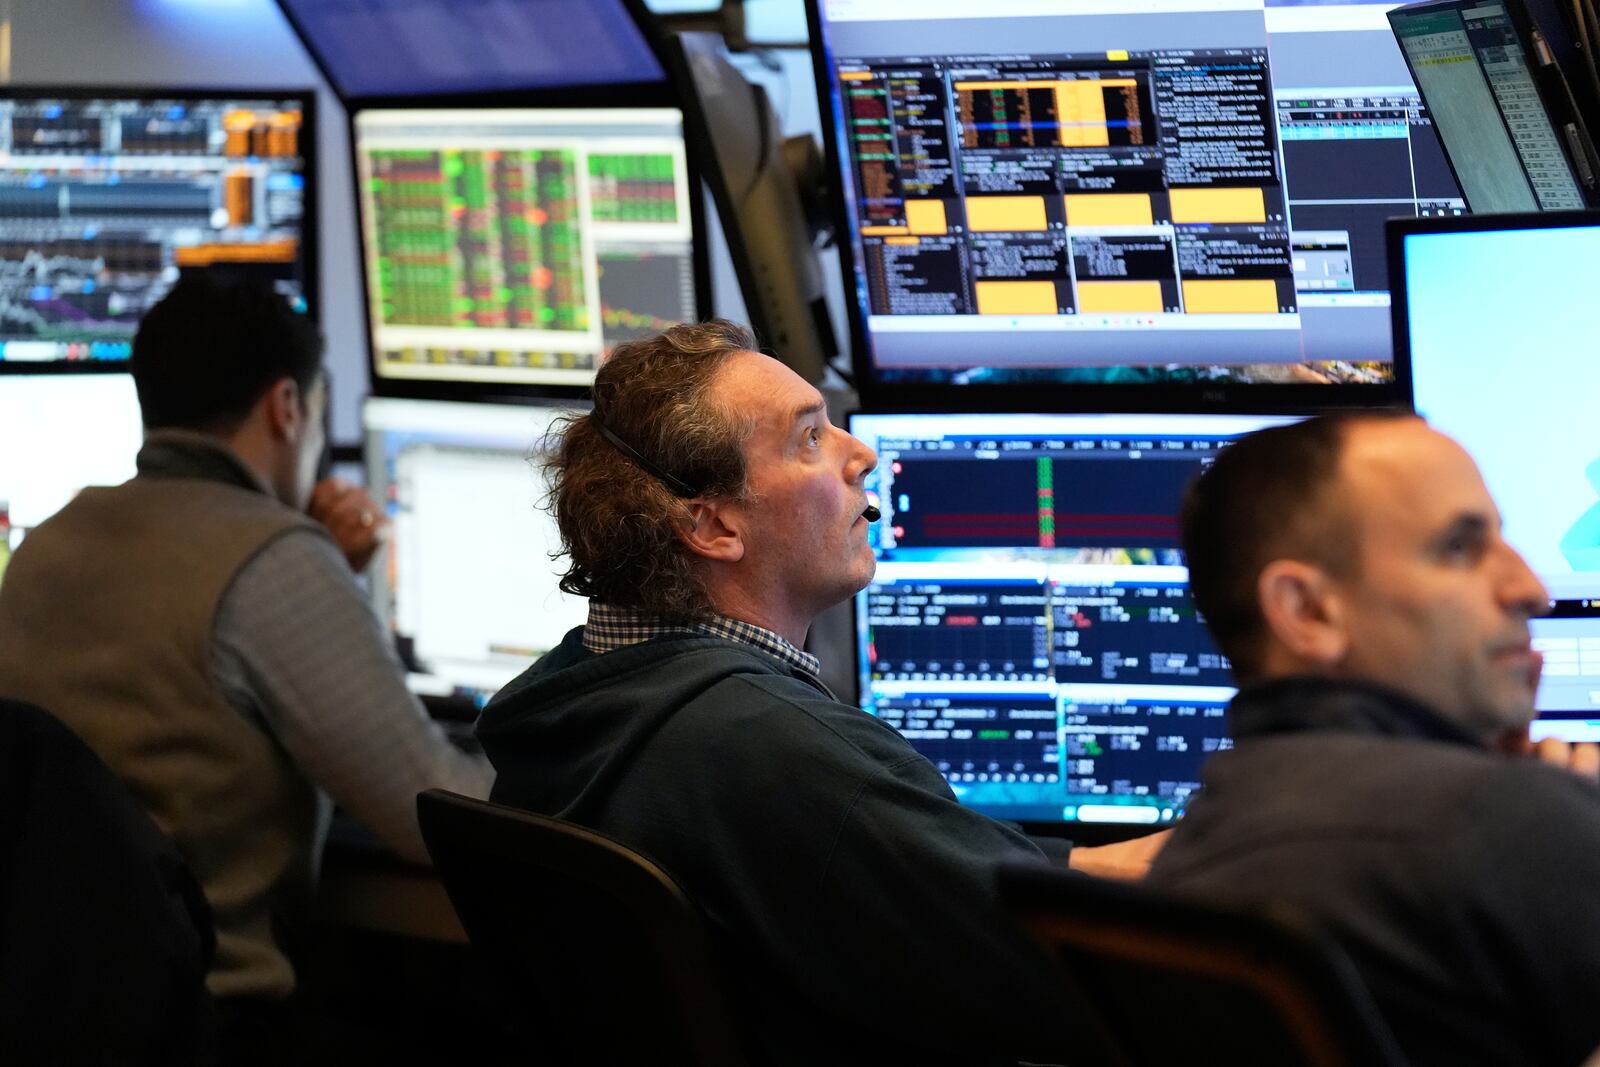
546,320 -> 759,622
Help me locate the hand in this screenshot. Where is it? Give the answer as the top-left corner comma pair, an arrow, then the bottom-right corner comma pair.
1066,829 -> 1171,881
308,477 -> 389,574
1533,737 -> 1600,784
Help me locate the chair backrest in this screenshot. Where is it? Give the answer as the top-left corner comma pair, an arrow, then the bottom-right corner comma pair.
0,696 -> 215,1066
416,789 -> 751,1067
997,861 -> 1409,1067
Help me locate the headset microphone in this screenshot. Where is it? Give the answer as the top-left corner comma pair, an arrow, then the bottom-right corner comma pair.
862,504 -> 881,523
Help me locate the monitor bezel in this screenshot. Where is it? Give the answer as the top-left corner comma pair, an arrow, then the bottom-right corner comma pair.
803,0 -> 1405,415
1387,207 -> 1600,409
273,0 -> 675,110
347,93 -> 714,405
0,84 -> 320,378
1387,0 -> 1599,214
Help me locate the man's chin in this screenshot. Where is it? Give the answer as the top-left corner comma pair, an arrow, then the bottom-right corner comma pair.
1480,694 -> 1539,745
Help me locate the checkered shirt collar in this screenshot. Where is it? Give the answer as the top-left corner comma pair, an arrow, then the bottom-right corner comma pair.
582,601 -> 821,678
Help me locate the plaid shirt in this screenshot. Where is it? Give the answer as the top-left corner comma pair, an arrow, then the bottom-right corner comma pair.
583,601 -> 822,679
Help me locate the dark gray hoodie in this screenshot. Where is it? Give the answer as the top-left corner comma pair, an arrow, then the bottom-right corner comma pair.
477,626 -> 1084,1067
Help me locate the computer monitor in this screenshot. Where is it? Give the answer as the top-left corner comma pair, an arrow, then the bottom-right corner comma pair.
0,374 -> 143,585
363,396 -> 588,706
274,0 -> 667,103
352,107 -> 706,392
849,410 -> 1302,827
807,0 -> 1471,405
1390,0 -> 1598,213
1390,210 -> 1600,738
664,32 -> 837,382
0,89 -> 316,367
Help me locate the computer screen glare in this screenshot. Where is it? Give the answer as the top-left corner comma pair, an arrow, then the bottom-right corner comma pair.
1400,218 -> 1600,735
0,374 -> 142,585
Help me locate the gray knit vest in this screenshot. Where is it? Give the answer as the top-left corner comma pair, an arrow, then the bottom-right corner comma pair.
0,461 -> 323,999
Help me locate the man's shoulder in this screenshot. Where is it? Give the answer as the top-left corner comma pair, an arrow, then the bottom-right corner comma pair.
1455,755 -> 1600,834
43,474 -> 318,541
498,632 -> 914,767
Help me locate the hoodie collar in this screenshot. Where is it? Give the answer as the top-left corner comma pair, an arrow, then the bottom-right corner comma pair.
1228,676 -> 1487,749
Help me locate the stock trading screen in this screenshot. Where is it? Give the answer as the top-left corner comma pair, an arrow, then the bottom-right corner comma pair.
815,0 -> 1466,385
0,94 -> 312,365
852,412 -> 1299,825
355,108 -> 699,387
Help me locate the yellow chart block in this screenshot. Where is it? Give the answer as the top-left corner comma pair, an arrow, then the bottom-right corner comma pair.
975,280 -> 1058,315
953,79 -> 1140,148
1169,187 -> 1267,224
1063,193 -> 1154,227
1182,279 -> 1280,314
861,225 -> 909,237
1077,281 -> 1165,314
1054,81 -> 1132,148
966,196 -> 1048,232
885,236 -> 920,246
905,200 -> 949,235
839,71 -> 874,81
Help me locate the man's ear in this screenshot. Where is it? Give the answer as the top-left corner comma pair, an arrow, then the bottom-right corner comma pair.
1257,559 -> 1348,668
262,377 -> 302,444
677,498 -> 744,563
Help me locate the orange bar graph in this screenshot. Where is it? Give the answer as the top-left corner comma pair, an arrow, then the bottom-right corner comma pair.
975,280 -> 1058,315
1169,187 -> 1267,224
966,196 -> 1048,232
174,239 -> 298,266
1181,279 -> 1280,314
1063,193 -> 1154,227
954,79 -> 1138,149
905,200 -> 949,235
1077,281 -> 1164,313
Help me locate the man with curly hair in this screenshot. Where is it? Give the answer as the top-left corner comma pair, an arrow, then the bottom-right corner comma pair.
478,319 -> 1162,1067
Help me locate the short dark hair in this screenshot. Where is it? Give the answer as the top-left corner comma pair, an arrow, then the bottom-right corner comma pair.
131,274 -> 323,432
1180,410 -> 1415,682
547,319 -> 758,622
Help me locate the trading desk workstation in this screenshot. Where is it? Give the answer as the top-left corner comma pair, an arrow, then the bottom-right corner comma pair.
4,0 -> 1600,1052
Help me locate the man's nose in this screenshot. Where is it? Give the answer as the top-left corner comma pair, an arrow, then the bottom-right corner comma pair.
1502,545 -> 1550,618
850,436 -> 877,481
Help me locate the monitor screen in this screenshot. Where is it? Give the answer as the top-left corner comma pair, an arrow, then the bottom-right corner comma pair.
364,397 -> 588,703
1390,0 -> 1590,213
810,0 -> 1466,391
850,411 -> 1302,825
0,374 -> 143,585
0,91 -> 315,367
353,107 -> 700,389
1395,213 -> 1600,737
275,0 -> 666,101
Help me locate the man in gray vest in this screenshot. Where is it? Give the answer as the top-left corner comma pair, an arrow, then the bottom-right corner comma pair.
0,276 -> 492,1049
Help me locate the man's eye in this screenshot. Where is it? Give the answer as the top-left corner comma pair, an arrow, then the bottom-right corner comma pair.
806,427 -> 822,447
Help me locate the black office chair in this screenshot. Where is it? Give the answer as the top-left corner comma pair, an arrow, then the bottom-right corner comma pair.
997,861 -> 1409,1067
0,696 -> 216,1065
416,789 -> 751,1067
